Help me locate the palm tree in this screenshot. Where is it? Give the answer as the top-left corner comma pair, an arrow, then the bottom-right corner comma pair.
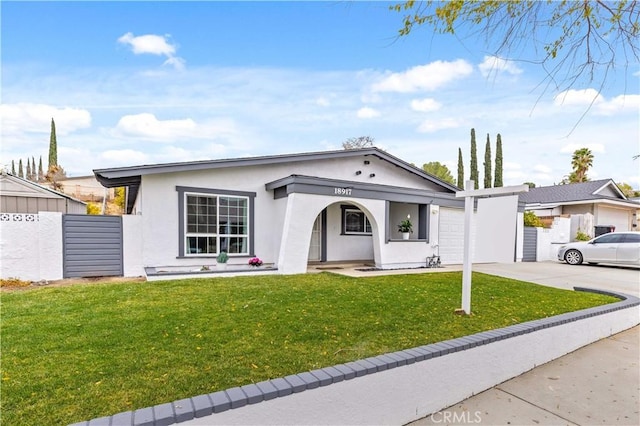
570,148 -> 593,183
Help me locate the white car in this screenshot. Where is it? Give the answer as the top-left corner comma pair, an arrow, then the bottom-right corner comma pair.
557,231 -> 640,266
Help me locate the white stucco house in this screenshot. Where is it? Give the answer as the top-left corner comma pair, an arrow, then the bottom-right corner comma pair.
94,148 -> 523,276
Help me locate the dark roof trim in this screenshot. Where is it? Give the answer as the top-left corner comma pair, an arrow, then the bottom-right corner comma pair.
93,147 -> 460,192
266,174 -> 464,207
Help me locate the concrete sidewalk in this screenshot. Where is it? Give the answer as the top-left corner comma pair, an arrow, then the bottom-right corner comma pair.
410,325 -> 639,426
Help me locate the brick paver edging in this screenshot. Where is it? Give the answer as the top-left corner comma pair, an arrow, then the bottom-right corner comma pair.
71,287 -> 639,426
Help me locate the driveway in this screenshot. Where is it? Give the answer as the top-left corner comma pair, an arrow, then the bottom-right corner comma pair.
474,261 -> 640,297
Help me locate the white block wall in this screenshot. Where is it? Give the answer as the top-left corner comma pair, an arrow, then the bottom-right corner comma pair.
0,212 -> 63,281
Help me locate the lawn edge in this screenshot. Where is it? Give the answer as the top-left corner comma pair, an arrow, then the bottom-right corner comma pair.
71,287 -> 640,426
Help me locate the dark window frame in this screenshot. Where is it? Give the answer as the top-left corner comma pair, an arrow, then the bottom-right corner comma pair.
340,205 -> 372,236
176,186 -> 256,258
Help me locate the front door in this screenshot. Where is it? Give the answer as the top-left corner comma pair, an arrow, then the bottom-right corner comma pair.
308,214 -> 322,261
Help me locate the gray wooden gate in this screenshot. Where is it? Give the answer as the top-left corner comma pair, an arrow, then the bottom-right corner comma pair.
63,214 -> 123,278
522,227 -> 538,262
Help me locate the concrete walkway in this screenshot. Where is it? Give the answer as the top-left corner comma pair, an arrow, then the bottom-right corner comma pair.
410,325 -> 639,426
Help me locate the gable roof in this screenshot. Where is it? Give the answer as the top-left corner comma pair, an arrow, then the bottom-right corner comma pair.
94,148 -> 461,213
0,172 -> 86,204
519,179 -> 632,206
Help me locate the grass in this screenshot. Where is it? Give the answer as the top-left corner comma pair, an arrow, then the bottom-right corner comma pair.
0,272 -> 617,425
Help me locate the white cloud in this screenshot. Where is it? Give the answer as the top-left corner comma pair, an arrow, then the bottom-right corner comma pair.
410,98 -> 442,113
533,164 -> 552,174
118,32 -> 176,56
0,103 -> 91,135
316,97 -> 330,107
560,143 -> 605,154
554,89 -> 604,106
594,94 -> 640,115
504,162 -> 522,171
357,107 -> 380,119
111,113 -> 235,141
101,149 -> 149,166
372,60 -> 473,93
117,32 -> 185,70
478,56 -> 523,77
417,117 -> 462,133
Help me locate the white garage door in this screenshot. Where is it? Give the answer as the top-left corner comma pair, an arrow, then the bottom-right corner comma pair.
439,208 -> 465,264
597,206 -> 630,232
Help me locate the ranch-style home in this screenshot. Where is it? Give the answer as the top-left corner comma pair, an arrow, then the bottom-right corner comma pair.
94,148 -> 523,276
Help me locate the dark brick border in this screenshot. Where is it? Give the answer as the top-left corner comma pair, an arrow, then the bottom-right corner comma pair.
70,288 -> 639,426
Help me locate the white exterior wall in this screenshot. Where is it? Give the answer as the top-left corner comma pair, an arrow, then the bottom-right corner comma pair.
324,203 -> 374,262
122,215 -> 145,277
0,212 -> 63,281
138,155 -> 446,270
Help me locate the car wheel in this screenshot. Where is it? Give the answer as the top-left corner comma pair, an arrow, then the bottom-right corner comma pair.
564,249 -> 583,265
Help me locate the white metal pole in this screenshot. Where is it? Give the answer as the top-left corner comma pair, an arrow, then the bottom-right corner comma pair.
461,180 -> 474,314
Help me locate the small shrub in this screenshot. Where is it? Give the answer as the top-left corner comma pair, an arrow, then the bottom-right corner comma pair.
524,211 -> 544,227
575,229 -> 591,241
216,251 -> 229,263
0,278 -> 31,288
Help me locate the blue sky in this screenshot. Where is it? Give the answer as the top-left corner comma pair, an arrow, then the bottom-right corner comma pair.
2,1 -> 639,187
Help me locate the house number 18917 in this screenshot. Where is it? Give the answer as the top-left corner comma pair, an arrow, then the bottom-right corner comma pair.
334,187 -> 352,196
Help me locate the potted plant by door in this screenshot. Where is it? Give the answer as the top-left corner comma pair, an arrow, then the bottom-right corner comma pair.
217,251 -> 229,270
398,214 -> 413,240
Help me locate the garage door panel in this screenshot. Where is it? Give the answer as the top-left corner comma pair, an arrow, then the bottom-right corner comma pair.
597,206 -> 630,232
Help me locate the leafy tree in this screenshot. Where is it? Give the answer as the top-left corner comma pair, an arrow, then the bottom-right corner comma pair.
457,147 -> 464,189
422,161 -> 455,185
616,182 -> 640,198
18,159 -> 23,178
45,164 -> 66,191
343,136 -> 375,150
570,147 -> 594,183
483,134 -> 492,188
524,182 -> 536,189
86,202 -> 101,215
11,160 -> 15,175
494,133 -> 503,187
524,211 -> 544,227
470,128 -> 478,189
48,118 -> 58,169
114,187 -> 126,211
391,1 -> 639,96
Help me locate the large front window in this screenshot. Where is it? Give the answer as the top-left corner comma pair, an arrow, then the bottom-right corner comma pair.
185,194 -> 248,255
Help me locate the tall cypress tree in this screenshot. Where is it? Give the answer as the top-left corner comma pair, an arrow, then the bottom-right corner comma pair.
48,118 -> 58,170
484,134 -> 492,188
26,160 -> 32,181
494,133 -> 503,187
457,147 -> 464,189
31,157 -> 36,180
38,156 -> 44,182
11,160 -> 16,175
470,128 -> 478,189
18,159 -> 24,178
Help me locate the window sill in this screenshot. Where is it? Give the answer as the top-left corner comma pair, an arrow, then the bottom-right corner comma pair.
387,239 -> 429,243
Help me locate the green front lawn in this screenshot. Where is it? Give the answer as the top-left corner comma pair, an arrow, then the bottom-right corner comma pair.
1,272 -> 617,425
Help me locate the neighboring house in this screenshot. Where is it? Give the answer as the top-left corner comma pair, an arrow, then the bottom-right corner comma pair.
57,175 -> 115,202
0,171 -> 87,214
94,148 -> 522,275
520,179 -> 639,238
